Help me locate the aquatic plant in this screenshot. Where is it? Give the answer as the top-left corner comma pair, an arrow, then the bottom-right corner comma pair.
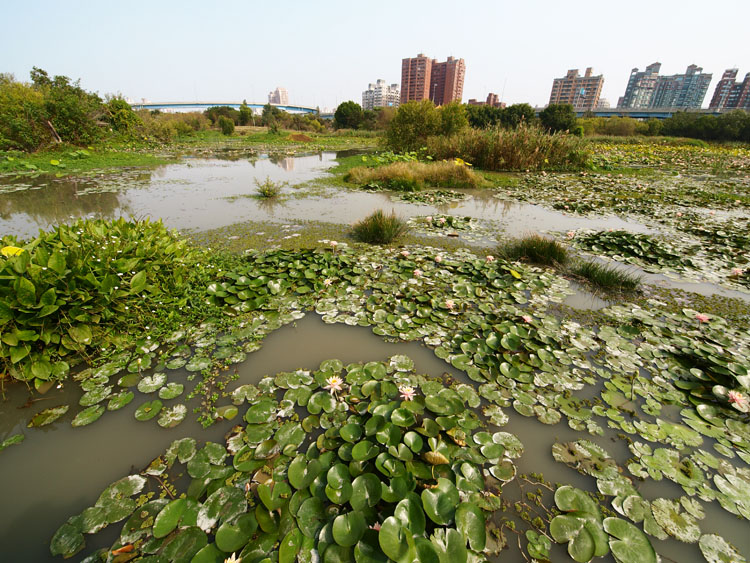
345,160 -> 483,191
253,176 -> 285,198
498,234 -> 569,266
351,210 -> 409,245
50,357 -> 511,561
570,260 -> 641,292
572,230 -> 693,271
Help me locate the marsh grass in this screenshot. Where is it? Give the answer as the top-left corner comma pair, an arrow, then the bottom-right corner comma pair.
345,161 -> 483,191
351,210 -> 409,244
498,234 -> 569,266
254,177 -> 285,198
570,260 -> 641,291
424,124 -> 589,171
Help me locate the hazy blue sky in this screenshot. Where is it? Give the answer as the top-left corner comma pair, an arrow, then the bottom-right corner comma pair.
2,0 -> 748,110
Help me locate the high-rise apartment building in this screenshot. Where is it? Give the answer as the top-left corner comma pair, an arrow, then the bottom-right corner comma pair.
548,68 -> 604,111
709,69 -> 750,110
400,54 -> 465,106
268,87 -> 289,105
650,65 -> 712,109
362,80 -> 400,111
618,63 -> 662,108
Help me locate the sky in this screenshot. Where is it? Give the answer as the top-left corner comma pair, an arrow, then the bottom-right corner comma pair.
1,0 -> 748,111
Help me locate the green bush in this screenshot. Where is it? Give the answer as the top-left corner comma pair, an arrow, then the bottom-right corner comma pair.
254,176 -> 285,197
385,100 -> 441,152
334,101 -> 364,129
219,116 -> 235,135
351,210 -> 409,244
0,219 -> 204,387
539,103 -> 577,133
0,76 -> 50,150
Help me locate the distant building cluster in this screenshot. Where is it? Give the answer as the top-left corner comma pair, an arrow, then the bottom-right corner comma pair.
617,64 -> 712,110
268,87 -> 289,105
468,93 -> 505,108
548,68 -> 604,111
400,53 -> 466,106
362,80 -> 400,111
709,69 -> 750,110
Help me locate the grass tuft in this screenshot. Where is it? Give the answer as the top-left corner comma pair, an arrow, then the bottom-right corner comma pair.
498,234 -> 569,266
345,161 -> 483,191
351,210 -> 409,245
570,260 -> 640,291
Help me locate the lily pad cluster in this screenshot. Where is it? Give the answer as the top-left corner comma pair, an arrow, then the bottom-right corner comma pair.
572,230 -> 693,271
51,357 -> 510,562
392,190 -> 470,205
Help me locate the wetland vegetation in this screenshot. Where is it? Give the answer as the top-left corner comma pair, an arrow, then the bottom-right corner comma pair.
1,71 -> 750,563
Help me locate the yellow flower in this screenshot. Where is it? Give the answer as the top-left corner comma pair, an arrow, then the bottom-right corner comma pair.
453,158 -> 472,167
1,246 -> 25,257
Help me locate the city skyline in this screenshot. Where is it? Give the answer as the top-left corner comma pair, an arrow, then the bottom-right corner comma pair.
2,0 -> 749,110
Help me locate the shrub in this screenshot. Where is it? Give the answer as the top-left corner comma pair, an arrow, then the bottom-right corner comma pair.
0,77 -> 50,150
539,103 -> 577,133
424,125 -> 589,171
334,101 -> 364,129
570,260 -> 640,291
498,234 -> 569,266
351,210 -> 409,244
345,161 -> 483,191
254,177 -> 285,198
385,100 -> 441,152
219,116 -> 235,135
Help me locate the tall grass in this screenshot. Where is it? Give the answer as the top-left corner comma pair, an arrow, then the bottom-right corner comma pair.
498,234 -> 569,266
424,124 -> 589,171
254,177 -> 285,198
351,210 -> 409,244
570,260 -> 640,291
345,161 -> 482,191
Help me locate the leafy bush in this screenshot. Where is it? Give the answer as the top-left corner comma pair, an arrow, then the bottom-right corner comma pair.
539,103 -> 578,133
570,260 -> 640,291
334,101 -> 364,129
0,219 -> 204,386
0,76 -> 49,150
204,105 -> 239,125
218,116 -> 235,135
385,100 -> 441,152
424,125 -> 589,171
351,210 -> 409,244
105,97 -> 143,136
498,234 -> 569,266
346,161 -> 483,191
254,176 -> 285,198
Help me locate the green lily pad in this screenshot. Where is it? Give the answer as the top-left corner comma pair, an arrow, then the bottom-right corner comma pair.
650,498 -> 701,543
28,405 -> 69,427
698,533 -> 747,563
71,404 -> 105,427
135,399 -> 163,421
158,404 -> 187,428
603,517 -> 657,563
107,390 -> 134,411
158,382 -> 184,400
332,511 -> 366,547
421,478 -> 459,525
137,372 -> 167,393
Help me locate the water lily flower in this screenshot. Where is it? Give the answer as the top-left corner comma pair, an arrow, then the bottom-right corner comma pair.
566,231 -> 576,239
399,385 -> 416,401
400,250 -> 410,257
323,376 -> 345,395
676,212 -> 683,217
445,299 -> 455,310
413,269 -> 423,277
728,390 -> 749,410
425,216 -> 433,223
224,554 -> 240,563
695,313 -> 710,323
485,255 -> 495,263
709,210 -> 716,215
438,217 -> 447,225
323,278 -> 333,286
731,267 -> 744,276
521,315 -> 533,323
434,255 -> 443,263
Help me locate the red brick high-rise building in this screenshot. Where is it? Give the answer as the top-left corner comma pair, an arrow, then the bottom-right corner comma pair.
400,54 -> 465,106
709,69 -> 750,110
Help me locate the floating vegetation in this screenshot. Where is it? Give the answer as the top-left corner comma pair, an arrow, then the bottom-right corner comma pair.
392,189 -> 470,205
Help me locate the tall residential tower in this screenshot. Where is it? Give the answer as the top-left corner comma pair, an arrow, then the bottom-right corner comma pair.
548,68 -> 604,111
400,54 -> 465,106
709,69 -> 750,110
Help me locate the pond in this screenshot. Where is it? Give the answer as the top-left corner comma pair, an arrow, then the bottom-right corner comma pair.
2,314 -> 747,562
1,148 -> 749,562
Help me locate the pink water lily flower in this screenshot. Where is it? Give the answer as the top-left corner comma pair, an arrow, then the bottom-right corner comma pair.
566,231 -> 576,239
521,315 -> 533,323
485,255 -> 495,263
438,217 -> 447,225
425,216 -> 433,223
731,267 -> 744,276
728,390 -> 749,409
400,250 -> 410,257
445,299 -> 455,310
695,313 -> 710,323
435,255 -> 443,263
324,376 -> 345,395
413,269 -> 423,277
323,278 -> 333,286
399,385 -> 416,401
676,212 -> 683,217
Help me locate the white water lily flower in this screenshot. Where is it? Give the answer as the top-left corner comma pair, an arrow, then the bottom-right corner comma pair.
399,385 -> 416,401
323,376 -> 344,395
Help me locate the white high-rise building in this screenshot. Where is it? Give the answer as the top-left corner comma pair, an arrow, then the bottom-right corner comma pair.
362,80 -> 400,111
268,87 -> 289,105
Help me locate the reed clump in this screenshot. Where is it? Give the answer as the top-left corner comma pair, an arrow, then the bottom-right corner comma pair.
498,234 -> 569,266
351,210 -> 409,244
345,160 -> 482,191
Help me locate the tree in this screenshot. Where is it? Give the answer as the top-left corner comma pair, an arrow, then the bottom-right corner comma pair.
438,102 -> 468,136
0,77 -> 49,150
539,104 -> 577,133
385,100 -> 441,152
334,101 -> 364,129
204,106 -> 239,125
502,104 -> 536,129
218,116 -> 235,135
465,104 -> 502,129
239,100 -> 253,126
261,103 -> 282,127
